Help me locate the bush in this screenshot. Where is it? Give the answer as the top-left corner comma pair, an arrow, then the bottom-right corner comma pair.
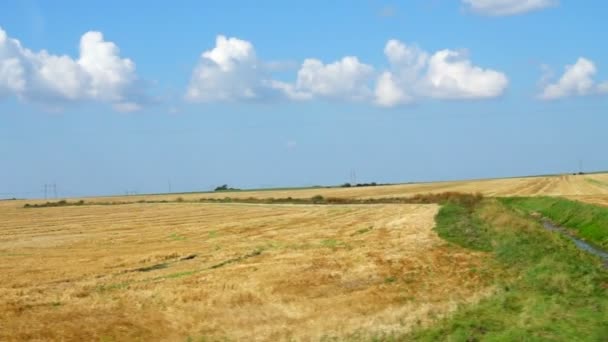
311,195 -> 325,204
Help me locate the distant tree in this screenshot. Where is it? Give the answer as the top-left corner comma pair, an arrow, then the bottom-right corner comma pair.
214,184 -> 229,191
214,184 -> 240,192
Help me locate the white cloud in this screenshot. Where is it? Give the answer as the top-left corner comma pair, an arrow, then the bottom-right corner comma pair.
374,40 -> 508,106
539,58 -> 608,100
0,27 -> 141,110
375,71 -> 410,107
423,50 -> 509,99
0,58 -> 25,95
187,36 -> 374,103
462,0 -> 557,16
280,57 -> 374,101
185,36 -> 507,108
265,80 -> 312,101
384,40 -> 428,70
185,35 -> 280,102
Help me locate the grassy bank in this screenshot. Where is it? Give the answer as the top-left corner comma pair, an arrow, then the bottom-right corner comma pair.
501,196 -> 608,250
405,199 -> 608,341
433,200 -> 491,252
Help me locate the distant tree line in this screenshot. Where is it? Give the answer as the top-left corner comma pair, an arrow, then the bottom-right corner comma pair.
340,182 -> 379,188
214,184 -> 241,192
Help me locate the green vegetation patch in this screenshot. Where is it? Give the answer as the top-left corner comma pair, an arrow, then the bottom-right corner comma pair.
320,239 -> 347,249
502,196 -> 608,249
384,276 -> 397,284
408,199 -> 608,341
433,201 -> 493,251
169,233 -> 187,241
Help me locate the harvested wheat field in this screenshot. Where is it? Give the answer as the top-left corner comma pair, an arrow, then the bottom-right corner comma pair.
2,173 -> 608,341
0,201 -> 491,341
61,173 -> 608,206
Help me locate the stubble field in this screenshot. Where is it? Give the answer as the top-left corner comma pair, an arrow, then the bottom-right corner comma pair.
66,173 -> 608,204
1,173 -> 608,341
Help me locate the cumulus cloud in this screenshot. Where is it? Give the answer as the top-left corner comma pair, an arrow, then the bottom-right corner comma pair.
374,40 -> 508,106
0,27 -> 141,110
187,35 -> 374,103
186,36 -> 507,107
274,57 -> 374,101
185,35 -> 281,102
539,58 -> 608,100
462,0 -> 557,16
423,50 -> 509,99
375,72 -> 410,107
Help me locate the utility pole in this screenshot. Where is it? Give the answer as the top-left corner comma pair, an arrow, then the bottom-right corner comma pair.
43,183 -> 58,199
168,180 -> 172,194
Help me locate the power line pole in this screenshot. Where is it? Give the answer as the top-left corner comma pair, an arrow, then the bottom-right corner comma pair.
43,183 -> 58,199
168,180 -> 172,194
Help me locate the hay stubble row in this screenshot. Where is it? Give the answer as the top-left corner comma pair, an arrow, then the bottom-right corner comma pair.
0,202 -> 489,341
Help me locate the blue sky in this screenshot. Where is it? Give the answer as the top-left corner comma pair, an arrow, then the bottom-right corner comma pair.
1,0 -> 607,198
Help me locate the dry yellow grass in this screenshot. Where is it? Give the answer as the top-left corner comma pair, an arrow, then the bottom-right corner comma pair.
47,173 -> 608,205
3,172 -> 608,341
0,201 -> 490,341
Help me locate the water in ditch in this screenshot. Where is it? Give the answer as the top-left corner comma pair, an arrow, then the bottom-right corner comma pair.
541,219 -> 608,268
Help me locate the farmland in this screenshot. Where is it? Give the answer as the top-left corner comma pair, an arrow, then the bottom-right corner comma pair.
1,173 -> 608,341
63,173 -> 608,204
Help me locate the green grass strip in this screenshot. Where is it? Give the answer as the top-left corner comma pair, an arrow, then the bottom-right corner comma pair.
501,196 -> 608,249
406,199 -> 608,341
